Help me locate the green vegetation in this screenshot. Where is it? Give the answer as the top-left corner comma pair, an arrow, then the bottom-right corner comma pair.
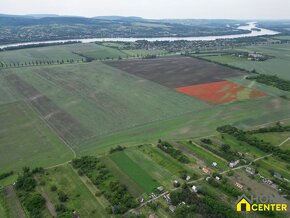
72,156 -> 138,214
157,141 -> 190,164
15,167 -> 46,218
0,102 -> 73,174
247,74 -> 290,91
204,44 -> 290,81
2,61 -> 207,148
170,185 -> 241,218
110,151 -> 160,193
138,145 -> 185,174
36,164 -> 109,218
217,125 -> 290,163
0,171 -> 13,181
183,141 -> 228,170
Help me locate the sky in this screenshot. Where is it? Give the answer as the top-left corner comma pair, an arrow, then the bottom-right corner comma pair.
0,0 -> 290,19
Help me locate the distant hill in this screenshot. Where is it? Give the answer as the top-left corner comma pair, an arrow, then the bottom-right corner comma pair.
0,14 -> 251,45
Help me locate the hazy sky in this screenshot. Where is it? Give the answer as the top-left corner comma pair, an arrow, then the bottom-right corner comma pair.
1,0 -> 290,19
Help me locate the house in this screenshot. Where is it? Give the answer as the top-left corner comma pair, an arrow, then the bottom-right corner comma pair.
235,194 -> 252,212
173,180 -> 180,187
157,186 -> 164,192
186,175 -> 191,181
169,205 -> 176,213
202,167 -> 210,174
273,172 -> 282,180
235,182 -> 244,190
191,185 -> 198,193
215,176 -> 221,181
229,160 -> 240,168
245,167 -> 255,175
212,162 -> 217,167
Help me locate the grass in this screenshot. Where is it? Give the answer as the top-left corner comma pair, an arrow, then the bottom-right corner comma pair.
110,151 -> 160,193
100,156 -> 144,197
216,134 -> 266,161
76,44 -> 127,60
1,186 -> 26,218
124,147 -> 175,187
203,44 -> 290,80
36,164 -> 109,218
181,141 -> 228,171
137,145 -> 185,175
3,62 -> 207,150
122,49 -> 168,57
0,44 -> 83,65
255,156 -> 290,180
80,94 -> 290,156
0,76 -> 18,105
0,102 -> 73,174
253,132 -> 290,146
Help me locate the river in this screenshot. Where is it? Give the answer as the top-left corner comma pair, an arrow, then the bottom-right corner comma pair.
0,22 -> 279,49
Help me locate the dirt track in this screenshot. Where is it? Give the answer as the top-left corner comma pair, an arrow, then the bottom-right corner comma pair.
105,56 -> 244,88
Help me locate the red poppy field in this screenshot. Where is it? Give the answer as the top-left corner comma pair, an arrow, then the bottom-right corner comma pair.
176,81 -> 267,104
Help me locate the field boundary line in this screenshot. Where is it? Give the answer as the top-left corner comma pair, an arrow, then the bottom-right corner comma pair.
20,98 -> 77,159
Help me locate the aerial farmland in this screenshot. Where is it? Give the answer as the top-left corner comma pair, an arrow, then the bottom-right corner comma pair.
0,24 -> 290,218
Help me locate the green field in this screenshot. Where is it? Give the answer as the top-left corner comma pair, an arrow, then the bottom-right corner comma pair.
254,132 -> 290,146
2,61 -> 207,150
81,95 -> 290,155
256,156 -> 290,180
137,145 -> 185,175
272,36 -> 290,40
0,102 -> 73,174
110,151 -> 160,193
35,164 -> 109,218
215,134 -> 266,161
100,156 -> 144,197
125,147 -> 175,187
0,44 -> 83,65
181,141 -> 228,170
203,44 -> 290,80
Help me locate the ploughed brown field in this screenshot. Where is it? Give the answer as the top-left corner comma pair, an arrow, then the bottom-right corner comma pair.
105,56 -> 245,88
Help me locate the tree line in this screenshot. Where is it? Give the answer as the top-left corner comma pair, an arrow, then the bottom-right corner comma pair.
217,125 -> 290,163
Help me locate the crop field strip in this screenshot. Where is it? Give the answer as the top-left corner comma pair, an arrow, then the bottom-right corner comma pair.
105,56 -> 245,88
5,73 -> 91,145
110,151 -> 160,193
0,101 -> 73,174
1,62 -> 209,151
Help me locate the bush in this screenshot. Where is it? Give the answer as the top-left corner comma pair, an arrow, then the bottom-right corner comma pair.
58,191 -> 69,202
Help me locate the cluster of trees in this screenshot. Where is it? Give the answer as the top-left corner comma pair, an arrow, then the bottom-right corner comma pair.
170,185 -> 241,218
72,156 -> 138,214
198,139 -> 240,162
0,41 -> 81,52
246,74 -> 290,91
200,138 -> 212,144
179,170 -> 198,180
157,140 -> 190,164
109,145 -> 126,154
0,171 -> 13,180
249,122 -> 290,134
0,59 -> 81,68
207,177 -> 242,198
217,125 -> 290,163
15,167 -> 46,218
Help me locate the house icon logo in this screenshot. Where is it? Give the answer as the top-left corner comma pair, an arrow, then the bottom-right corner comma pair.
235,194 -> 252,212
